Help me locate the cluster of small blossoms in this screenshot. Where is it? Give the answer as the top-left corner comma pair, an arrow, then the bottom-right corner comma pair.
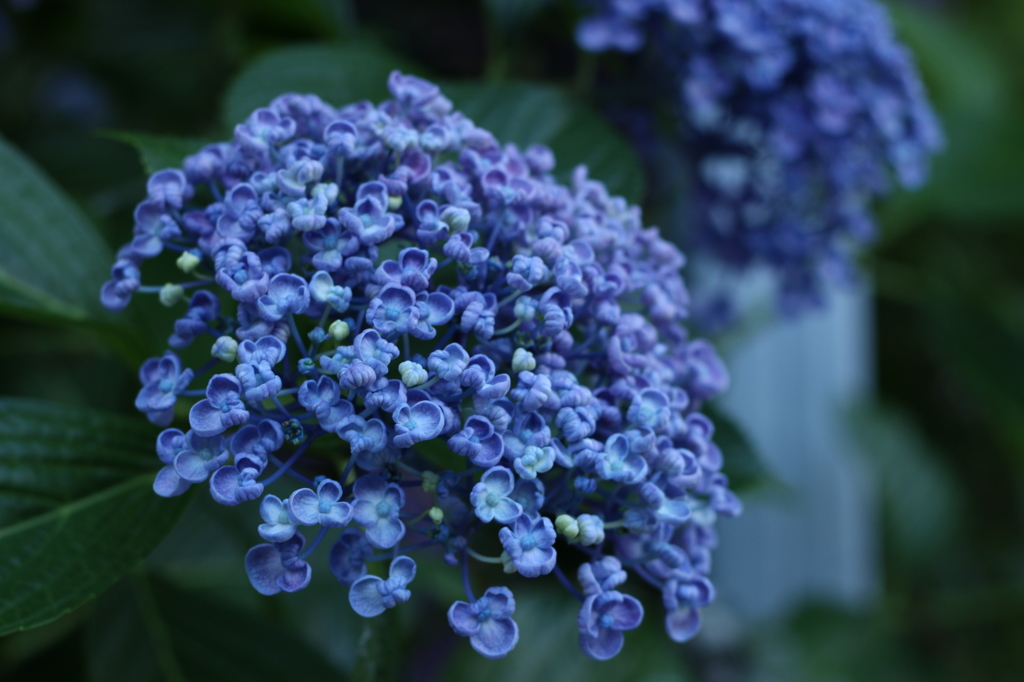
576,0 -> 942,309
101,72 -> 738,660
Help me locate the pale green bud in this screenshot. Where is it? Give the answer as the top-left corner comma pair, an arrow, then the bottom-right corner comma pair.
512,347 -> 536,373
159,283 -> 184,307
388,194 -> 403,211
440,205 -> 470,232
421,470 -> 440,495
176,251 -> 201,274
555,514 -> 580,540
500,551 -> 516,574
399,361 -> 428,387
311,182 -> 340,203
211,336 -> 238,362
329,320 -> 350,341
428,506 -> 444,524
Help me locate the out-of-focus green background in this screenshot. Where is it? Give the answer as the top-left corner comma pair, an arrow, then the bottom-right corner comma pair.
1,0 -> 1022,680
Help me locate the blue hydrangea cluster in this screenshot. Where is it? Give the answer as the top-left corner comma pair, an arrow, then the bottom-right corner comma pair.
101,72 -> 738,660
576,0 -> 942,309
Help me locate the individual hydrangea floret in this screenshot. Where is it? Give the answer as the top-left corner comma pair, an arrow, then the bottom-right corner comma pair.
100,71 -> 737,662
349,555 -> 417,617
448,586 -> 520,659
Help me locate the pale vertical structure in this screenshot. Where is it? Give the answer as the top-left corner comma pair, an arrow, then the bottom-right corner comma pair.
709,273 -> 879,622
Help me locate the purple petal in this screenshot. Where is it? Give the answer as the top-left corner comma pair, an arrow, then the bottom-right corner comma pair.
579,626 -> 624,661
288,488 -> 322,525
471,617 -> 519,659
665,605 -> 702,643
189,400 -> 227,437
447,602 -> 480,636
153,465 -> 190,497
349,576 -> 386,616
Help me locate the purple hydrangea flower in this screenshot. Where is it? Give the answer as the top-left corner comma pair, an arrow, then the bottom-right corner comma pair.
498,515 -> 557,578
189,373 -> 249,437
349,555 -> 416,617
577,591 -> 644,660
245,533 -> 312,595
153,428 -> 191,497
169,290 -> 219,349
288,478 -> 354,528
100,71 -> 737,661
135,351 -> 194,427
352,475 -> 406,549
576,0 -> 942,309
329,529 -> 374,585
258,494 -> 297,543
235,335 -> 287,402
470,466 -> 523,524
257,273 -> 310,321
172,431 -> 229,483
448,587 -> 520,659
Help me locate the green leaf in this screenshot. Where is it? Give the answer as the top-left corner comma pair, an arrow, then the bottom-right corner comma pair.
104,131 -> 214,176
847,402 -> 961,562
222,43 -> 416,129
0,134 -> 114,322
87,573 -> 343,682
442,82 -> 645,202
0,399 -> 188,637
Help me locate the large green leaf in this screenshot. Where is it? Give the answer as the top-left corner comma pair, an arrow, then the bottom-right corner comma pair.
104,132 -> 214,176
0,135 -> 114,322
847,402 -> 961,563
0,399 -> 188,637
87,573 -> 343,682
222,43 -> 415,128
441,82 -> 645,202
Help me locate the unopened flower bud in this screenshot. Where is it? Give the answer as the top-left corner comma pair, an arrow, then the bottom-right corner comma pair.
158,283 -> 184,307
211,336 -> 238,362
512,347 -> 536,373
421,470 -> 439,494
577,514 -> 605,546
428,506 -> 444,524
176,251 -> 201,274
500,551 -> 516,574
555,514 -> 579,540
399,360 -> 428,387
329,320 -> 350,341
440,205 -> 470,232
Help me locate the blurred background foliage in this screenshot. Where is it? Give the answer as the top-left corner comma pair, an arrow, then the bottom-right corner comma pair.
0,0 -> 1022,680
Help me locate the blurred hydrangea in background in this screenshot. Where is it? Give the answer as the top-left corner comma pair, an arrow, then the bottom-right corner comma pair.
577,0 -> 943,310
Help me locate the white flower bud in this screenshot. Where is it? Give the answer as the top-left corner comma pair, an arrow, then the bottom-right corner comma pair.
158,283 -> 184,307
399,360 -> 428,387
555,514 -> 579,540
175,251 -> 201,274
428,507 -> 444,524
329,320 -> 350,341
512,347 -> 536,373
211,336 -> 238,362
577,514 -> 605,546
440,205 -> 470,232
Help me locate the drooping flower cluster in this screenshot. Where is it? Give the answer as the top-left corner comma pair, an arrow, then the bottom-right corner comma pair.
577,0 -> 942,310
102,72 -> 738,660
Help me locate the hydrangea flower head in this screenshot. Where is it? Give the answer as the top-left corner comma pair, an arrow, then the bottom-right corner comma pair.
101,72 -> 737,660
577,0 -> 942,310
